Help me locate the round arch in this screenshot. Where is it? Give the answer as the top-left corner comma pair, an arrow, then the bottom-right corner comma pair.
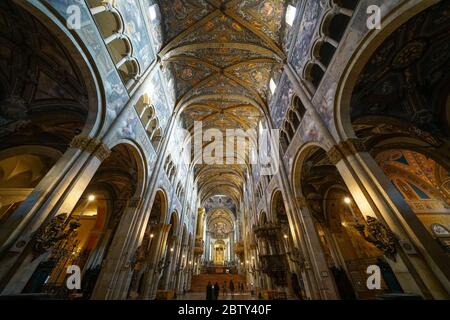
270,189 -> 286,223
167,210 -> 179,235
334,0 -> 439,141
109,139 -> 149,199
258,211 -> 268,226
18,1 -> 106,137
291,142 -> 329,200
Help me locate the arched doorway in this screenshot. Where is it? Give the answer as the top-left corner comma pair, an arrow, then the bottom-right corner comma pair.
339,1 -> 450,296
270,190 -> 304,300
295,146 -> 402,299
157,211 -> 178,292
128,189 -> 167,299
22,143 -> 140,298
0,1 -> 96,253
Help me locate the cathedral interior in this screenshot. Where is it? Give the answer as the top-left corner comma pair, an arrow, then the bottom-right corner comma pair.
0,0 -> 449,301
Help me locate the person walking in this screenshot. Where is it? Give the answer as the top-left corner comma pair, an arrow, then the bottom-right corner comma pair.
214,282 -> 220,300
206,281 -> 213,300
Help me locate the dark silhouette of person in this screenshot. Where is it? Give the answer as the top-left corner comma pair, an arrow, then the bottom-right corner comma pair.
206,281 -> 213,300
229,280 -> 235,296
330,266 -> 356,300
214,282 -> 220,300
291,273 -> 303,300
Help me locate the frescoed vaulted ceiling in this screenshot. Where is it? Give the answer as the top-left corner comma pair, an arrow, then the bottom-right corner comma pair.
351,1 -> 450,140
156,0 -> 289,204
207,207 -> 234,239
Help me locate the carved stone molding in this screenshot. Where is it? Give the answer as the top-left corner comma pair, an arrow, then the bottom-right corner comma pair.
70,135 -> 111,161
93,144 -> 111,161
341,138 -> 367,156
327,145 -> 344,165
327,139 -> 367,164
296,196 -> 308,208
70,135 -> 92,150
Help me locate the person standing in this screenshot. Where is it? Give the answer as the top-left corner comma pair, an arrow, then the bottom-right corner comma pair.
206,281 -> 213,300
222,281 -> 227,297
214,282 -> 220,300
229,280 -> 235,297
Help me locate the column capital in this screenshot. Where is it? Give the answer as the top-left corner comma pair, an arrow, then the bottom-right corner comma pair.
70,135 -> 111,161
296,196 -> 308,208
327,139 -> 367,164
70,135 -> 92,150
326,144 -> 344,165
340,138 -> 367,156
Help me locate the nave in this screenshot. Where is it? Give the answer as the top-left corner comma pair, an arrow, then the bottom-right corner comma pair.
0,0 -> 449,301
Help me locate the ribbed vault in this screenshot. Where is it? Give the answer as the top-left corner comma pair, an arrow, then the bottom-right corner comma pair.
158,0 -> 288,203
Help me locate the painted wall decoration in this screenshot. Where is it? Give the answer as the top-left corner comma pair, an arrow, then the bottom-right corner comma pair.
116,0 -> 154,71
290,0 -> 325,75
45,0 -> 129,125
270,73 -> 294,128
147,70 -> 172,131
204,195 -> 237,217
297,109 -> 327,147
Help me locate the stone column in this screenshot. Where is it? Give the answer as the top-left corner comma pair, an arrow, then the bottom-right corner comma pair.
125,223 -> 171,300
166,236 -> 183,291
90,197 -> 143,300
205,231 -> 211,262
230,233 -> 235,263
295,198 -> 340,299
175,246 -> 187,294
328,139 -> 450,298
0,136 -> 110,294
196,208 -> 205,238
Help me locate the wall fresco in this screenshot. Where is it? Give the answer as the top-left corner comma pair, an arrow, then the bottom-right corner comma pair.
270,73 -> 294,128
116,0 -> 154,72
290,0 -> 325,76
45,0 -> 129,125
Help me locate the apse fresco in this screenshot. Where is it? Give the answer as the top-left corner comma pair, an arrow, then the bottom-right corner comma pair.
204,195 -> 237,216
